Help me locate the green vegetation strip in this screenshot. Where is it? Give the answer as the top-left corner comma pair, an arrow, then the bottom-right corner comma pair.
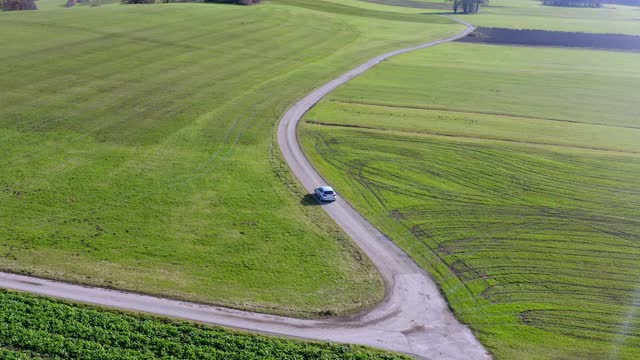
301,43 -> 640,359
0,0 -> 461,316
0,290 -> 408,359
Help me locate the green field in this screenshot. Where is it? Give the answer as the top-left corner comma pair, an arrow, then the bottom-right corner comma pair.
324,0 -> 444,14
0,290 -> 408,359
0,0 -> 463,316
301,43 -> 640,359
363,0 -> 640,34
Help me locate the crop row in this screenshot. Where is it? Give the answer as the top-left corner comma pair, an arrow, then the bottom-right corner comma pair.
0,290 -> 407,360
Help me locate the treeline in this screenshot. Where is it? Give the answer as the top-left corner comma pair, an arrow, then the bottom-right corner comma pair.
458,27 -> 640,52
204,0 -> 261,4
602,0 -> 640,5
122,0 -> 260,3
1,0 -> 37,10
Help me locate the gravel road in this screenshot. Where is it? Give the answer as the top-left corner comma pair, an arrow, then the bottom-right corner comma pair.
0,18 -> 490,359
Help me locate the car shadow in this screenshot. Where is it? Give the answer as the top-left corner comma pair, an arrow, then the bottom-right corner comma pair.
301,193 -> 322,206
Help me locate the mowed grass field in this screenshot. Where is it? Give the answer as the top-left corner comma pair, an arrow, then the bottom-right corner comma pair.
0,0 -> 463,316
300,43 -> 640,359
325,0 -> 446,14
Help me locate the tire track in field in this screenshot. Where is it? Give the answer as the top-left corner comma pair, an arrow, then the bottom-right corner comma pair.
328,99 -> 640,130
306,101 -> 640,347
306,120 -> 640,154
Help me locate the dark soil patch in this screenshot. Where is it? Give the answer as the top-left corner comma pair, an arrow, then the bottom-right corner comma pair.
457,27 -> 640,52
359,0 -> 451,10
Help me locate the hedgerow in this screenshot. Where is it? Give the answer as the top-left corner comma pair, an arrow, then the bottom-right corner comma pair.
0,291 -> 408,359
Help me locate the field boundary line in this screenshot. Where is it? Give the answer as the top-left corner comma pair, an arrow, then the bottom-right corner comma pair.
326,99 -> 640,130
305,120 -> 640,155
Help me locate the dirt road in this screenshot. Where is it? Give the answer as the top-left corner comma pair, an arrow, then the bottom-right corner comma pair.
0,18 -> 490,359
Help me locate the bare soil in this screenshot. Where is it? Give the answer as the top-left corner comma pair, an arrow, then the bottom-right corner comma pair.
457,27 -> 640,51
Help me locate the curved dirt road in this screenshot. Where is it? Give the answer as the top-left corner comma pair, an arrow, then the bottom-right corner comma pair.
0,19 -> 489,359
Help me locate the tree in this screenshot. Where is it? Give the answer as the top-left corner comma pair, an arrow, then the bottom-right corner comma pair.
449,0 -> 487,13
450,0 -> 462,13
1,0 -> 37,11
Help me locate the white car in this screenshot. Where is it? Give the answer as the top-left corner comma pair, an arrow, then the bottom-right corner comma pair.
314,186 -> 337,202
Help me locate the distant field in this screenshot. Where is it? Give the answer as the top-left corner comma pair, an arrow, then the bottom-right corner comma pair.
0,290 -> 408,359
324,0 -> 446,13
273,0 -> 454,21
454,0 -> 640,34
0,0 -> 462,317
356,0 -> 450,11
301,43 -> 640,359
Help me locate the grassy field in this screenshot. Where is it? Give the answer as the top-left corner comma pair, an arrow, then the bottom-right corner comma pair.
0,290 -> 408,359
325,0 -> 445,14
273,0 -> 454,22
0,0 -> 463,317
364,0 -> 640,34
300,43 -> 640,359
462,0 -> 640,34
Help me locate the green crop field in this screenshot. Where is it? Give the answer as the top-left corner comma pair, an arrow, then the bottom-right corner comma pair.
0,0 -> 463,317
300,43 -> 640,359
0,290 -> 408,359
460,0 -> 640,34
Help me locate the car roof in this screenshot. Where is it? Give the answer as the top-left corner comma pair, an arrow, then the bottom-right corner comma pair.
319,186 -> 334,192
